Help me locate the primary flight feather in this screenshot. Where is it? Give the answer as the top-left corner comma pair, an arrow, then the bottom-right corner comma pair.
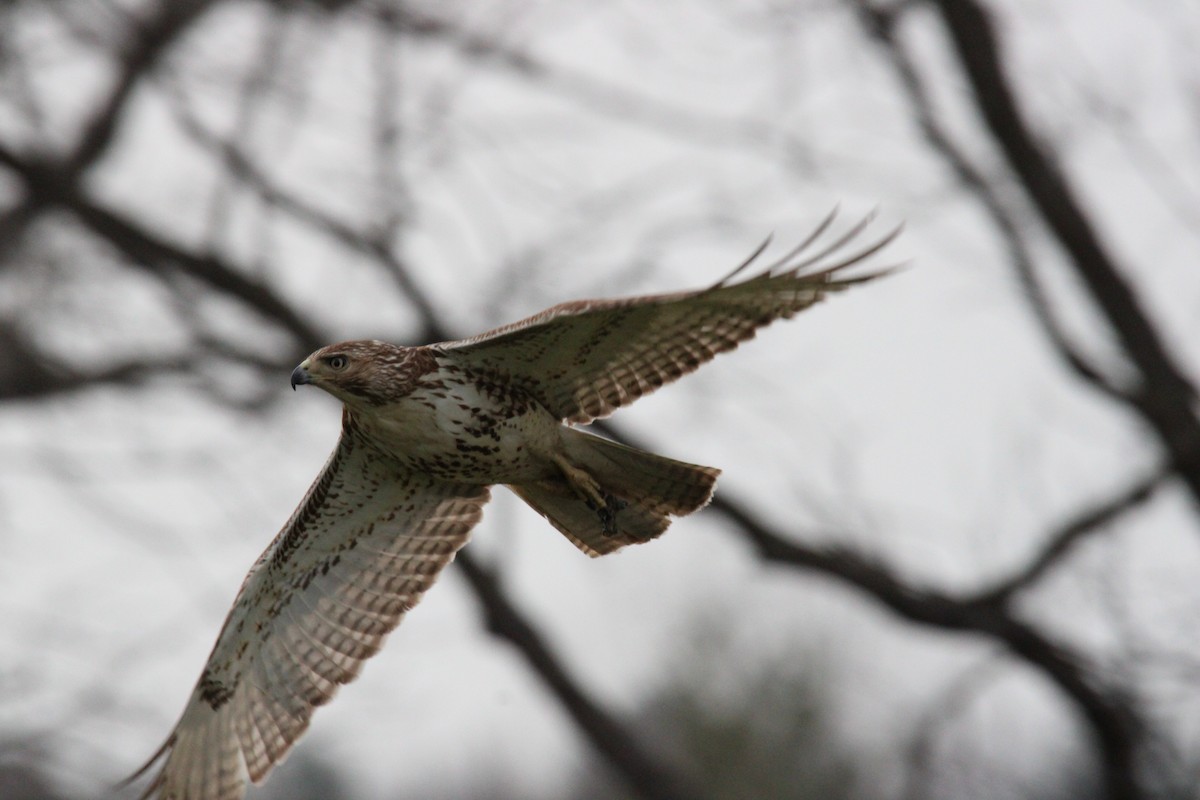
128,210 -> 898,799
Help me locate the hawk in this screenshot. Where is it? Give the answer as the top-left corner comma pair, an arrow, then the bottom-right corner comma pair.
127,210 -> 896,799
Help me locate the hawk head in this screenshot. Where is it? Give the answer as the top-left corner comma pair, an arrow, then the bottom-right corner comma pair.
291,339 -> 435,406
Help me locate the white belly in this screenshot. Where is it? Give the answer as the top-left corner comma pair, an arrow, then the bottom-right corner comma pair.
359,376 -> 563,483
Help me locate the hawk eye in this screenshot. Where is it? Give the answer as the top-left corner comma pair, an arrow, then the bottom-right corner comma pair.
326,355 -> 348,370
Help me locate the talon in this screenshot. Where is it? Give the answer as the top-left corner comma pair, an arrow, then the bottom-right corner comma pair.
605,493 -> 628,513
599,492 -> 626,536
551,454 -> 625,536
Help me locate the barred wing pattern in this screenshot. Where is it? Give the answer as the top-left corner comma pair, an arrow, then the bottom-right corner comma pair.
132,426 -> 491,800
441,211 -> 897,424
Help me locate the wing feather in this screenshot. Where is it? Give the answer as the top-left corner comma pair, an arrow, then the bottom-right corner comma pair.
439,211 -> 898,424
130,428 -> 491,800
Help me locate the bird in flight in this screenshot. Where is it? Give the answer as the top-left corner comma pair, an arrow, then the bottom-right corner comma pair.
127,210 -> 897,799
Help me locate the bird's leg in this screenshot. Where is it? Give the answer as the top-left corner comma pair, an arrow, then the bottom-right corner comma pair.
552,455 -> 625,536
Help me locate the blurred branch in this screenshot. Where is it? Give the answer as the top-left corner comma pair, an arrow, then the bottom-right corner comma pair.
852,0 -> 1128,401
0,321 -> 191,401
0,0 -> 321,399
972,463 -> 1171,606
598,419 -> 1142,800
67,0 -> 217,175
707,489 -> 1142,800
368,16 -> 410,247
926,0 -> 1200,510
198,2 -> 289,248
166,104 -> 447,341
0,0 -> 215,239
455,550 -> 708,800
0,316 -> 288,405
65,194 -> 324,352
0,139 -> 321,403
0,141 -> 322,355
378,6 -> 793,153
901,656 -> 1006,800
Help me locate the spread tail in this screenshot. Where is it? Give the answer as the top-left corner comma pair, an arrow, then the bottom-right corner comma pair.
511,429 -> 719,557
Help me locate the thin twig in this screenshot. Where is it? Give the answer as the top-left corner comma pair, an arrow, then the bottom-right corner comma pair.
972,464 -> 1171,605
927,0 -> 1200,516
455,550 -> 709,800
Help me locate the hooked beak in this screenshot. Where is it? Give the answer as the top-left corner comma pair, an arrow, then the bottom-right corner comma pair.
290,363 -> 312,391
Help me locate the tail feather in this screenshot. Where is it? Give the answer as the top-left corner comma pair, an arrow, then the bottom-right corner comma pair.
511,430 -> 719,557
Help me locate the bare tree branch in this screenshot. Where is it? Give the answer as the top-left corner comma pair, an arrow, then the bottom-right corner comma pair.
197,1 -> 290,249
708,489 -> 1142,800
972,464 -> 1171,606
164,104 -> 447,340
455,551 -> 709,800
926,0 -> 1200,512
901,656 -> 1007,800
378,6 -> 801,154
0,320 -> 190,401
852,0 -> 1129,402
64,194 -> 324,352
66,0 -> 217,175
595,416 -> 1142,800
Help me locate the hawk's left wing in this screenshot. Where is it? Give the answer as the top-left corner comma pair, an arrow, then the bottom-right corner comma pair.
129,424 -> 491,800
438,210 -> 897,425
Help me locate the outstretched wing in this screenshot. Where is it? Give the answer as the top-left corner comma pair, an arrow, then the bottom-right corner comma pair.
438,210 -> 898,424
129,420 -> 491,800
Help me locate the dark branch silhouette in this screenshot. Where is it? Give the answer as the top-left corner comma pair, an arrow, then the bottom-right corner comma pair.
456,551 -> 707,800
852,0 -> 1129,402
972,464 -> 1170,606
68,0 -> 218,176
706,487 -> 1142,800
927,0 -> 1200,514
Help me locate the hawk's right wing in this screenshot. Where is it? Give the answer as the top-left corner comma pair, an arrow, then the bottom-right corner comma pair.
128,417 -> 491,800
439,210 -> 897,424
